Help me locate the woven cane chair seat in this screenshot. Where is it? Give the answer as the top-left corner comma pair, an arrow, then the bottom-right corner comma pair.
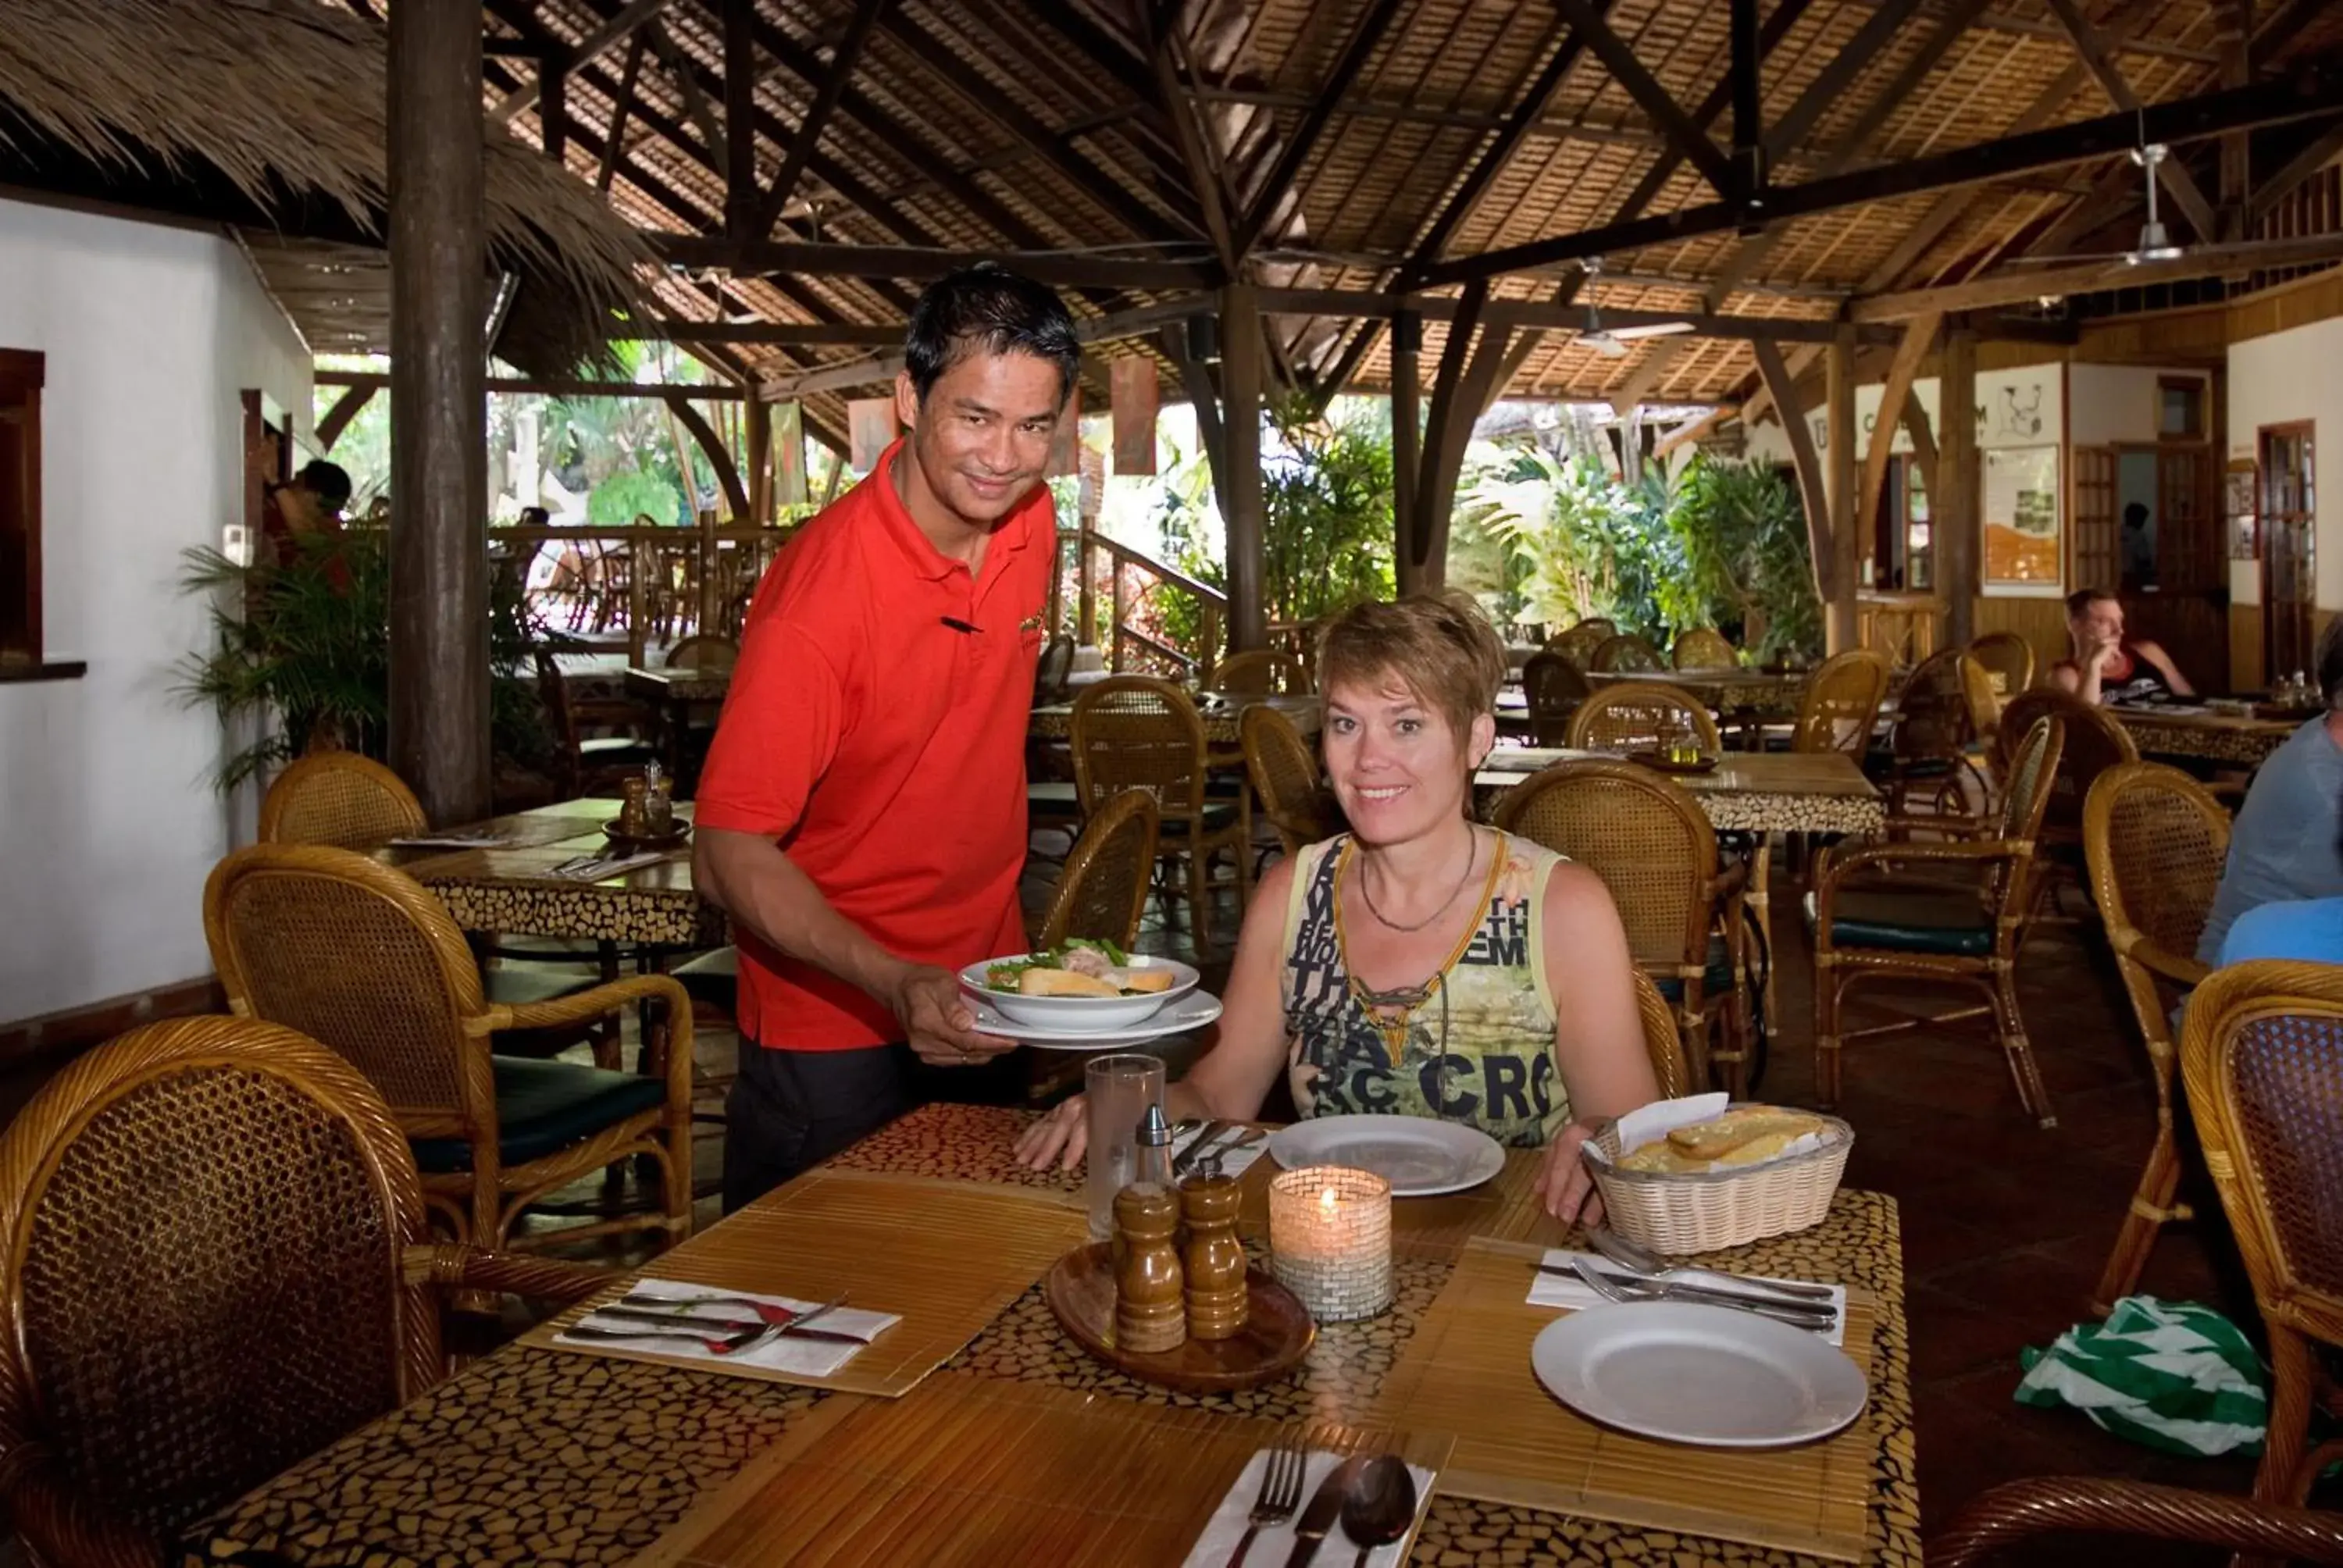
1589,633 -> 1666,672
1242,703 -> 1336,857
1035,789 -> 1160,953
258,752 -> 426,849
1930,1476 -> 2343,1566
1520,652 -> 1590,747
1789,650 -> 1892,757
1965,630 -> 2037,697
1671,628 -> 1739,671
1567,681 -> 1723,755
1211,650 -> 1313,695
1072,677 -> 1249,950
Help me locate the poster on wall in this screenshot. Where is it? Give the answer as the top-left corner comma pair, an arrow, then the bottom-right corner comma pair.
2226,458 -> 2259,561
1983,444 -> 2061,585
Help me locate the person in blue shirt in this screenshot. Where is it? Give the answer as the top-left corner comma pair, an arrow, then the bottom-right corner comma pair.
2199,619 -> 2343,965
2219,897 -> 2343,967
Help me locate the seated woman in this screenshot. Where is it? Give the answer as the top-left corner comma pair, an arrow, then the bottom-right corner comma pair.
1014,593 -> 1659,1224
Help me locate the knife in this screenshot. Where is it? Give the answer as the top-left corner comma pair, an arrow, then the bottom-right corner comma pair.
1282,1453 -> 1369,1568
586,1304 -> 868,1345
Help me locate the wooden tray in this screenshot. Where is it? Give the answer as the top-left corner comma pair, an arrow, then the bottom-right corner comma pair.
603,818 -> 691,852
1043,1242 -> 1314,1392
1627,750 -> 1720,775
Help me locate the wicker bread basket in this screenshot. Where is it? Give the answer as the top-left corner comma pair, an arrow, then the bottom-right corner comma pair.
1588,1110 -> 1853,1255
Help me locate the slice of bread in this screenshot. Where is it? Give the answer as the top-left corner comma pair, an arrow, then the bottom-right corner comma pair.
1018,968 -> 1121,998
1118,968 -> 1175,993
1665,1107 -> 1826,1162
1617,1139 -> 1710,1174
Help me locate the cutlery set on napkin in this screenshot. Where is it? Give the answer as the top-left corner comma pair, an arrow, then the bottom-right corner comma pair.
545,849 -> 673,882
1526,1245 -> 1848,1343
556,1278 -> 900,1377
1172,1120 -> 1272,1179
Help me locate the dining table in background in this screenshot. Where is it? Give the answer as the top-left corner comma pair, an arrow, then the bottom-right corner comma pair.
625,665 -> 732,782
379,796 -> 721,950
1027,690 -> 1322,746
183,1102 -> 1918,1568
2109,707 -> 2298,768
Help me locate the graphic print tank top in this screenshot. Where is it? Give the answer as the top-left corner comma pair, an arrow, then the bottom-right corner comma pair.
1278,831 -> 1567,1149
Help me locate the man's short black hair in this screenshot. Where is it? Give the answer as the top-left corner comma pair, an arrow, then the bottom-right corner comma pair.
2316,616 -> 2343,710
298,459 -> 353,511
2065,586 -> 2117,620
902,265 -> 1079,408
2123,501 -> 2150,527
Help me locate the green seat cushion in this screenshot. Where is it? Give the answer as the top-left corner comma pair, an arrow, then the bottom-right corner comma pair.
1803,886 -> 1995,957
1649,934 -> 1736,1001
412,1057 -> 667,1174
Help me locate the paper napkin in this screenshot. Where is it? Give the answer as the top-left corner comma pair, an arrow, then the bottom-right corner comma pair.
558,1278 -> 900,1377
1180,1448 -> 1435,1568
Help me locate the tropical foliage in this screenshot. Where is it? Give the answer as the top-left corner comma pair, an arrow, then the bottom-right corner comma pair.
176,529 -> 556,792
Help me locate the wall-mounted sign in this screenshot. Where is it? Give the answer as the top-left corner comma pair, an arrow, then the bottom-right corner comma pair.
1983,444 -> 2061,586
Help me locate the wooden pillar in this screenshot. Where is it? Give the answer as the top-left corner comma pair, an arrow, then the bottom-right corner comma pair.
387,0 -> 490,825
1389,307 -> 1421,579
1938,323 -> 1981,646
1077,527 -> 1097,645
2218,0 -> 2252,241
1221,283 -> 1268,653
1824,324 -> 1860,655
745,397 -> 773,526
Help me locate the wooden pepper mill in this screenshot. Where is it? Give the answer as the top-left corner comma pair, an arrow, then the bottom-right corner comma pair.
1112,1181 -> 1186,1353
1179,1160 -> 1248,1341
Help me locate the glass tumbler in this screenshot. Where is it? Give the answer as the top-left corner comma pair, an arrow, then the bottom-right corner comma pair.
1084,1053 -> 1166,1240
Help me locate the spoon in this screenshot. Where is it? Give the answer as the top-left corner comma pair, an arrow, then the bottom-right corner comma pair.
1336,1453 -> 1416,1566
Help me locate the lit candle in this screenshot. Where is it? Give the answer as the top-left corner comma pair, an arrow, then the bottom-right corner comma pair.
1268,1166 -> 1393,1322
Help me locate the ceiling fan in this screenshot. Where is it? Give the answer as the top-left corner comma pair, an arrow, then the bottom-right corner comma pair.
1576,257 -> 1697,358
2008,143 -> 2190,269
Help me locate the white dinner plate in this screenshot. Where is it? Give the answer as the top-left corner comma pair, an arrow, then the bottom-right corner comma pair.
967,992 -> 1223,1049
1267,1114 -> 1506,1197
1531,1301 -> 1869,1449
959,954 -> 1200,1030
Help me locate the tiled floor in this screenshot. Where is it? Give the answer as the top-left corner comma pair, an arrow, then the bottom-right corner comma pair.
0,849 -> 2295,1563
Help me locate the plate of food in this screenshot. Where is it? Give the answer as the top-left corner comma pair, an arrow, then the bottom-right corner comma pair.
960,940 -> 1200,1030
967,992 -> 1223,1049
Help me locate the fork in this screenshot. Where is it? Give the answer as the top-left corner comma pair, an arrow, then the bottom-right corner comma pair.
1226,1427 -> 1307,1567
1564,1254 -> 1836,1331
1589,1226 -> 1837,1303
563,1320 -> 779,1356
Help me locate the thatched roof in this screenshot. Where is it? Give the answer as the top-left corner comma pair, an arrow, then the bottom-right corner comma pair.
0,0 -> 648,376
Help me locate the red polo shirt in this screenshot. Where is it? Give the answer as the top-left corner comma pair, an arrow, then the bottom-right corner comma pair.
694,440 -> 1052,1050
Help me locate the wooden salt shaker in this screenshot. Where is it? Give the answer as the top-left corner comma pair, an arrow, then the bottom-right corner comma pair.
1112,1182 -> 1186,1353
1179,1160 -> 1247,1341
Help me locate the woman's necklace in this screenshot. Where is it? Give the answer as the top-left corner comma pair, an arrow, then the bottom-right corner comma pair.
1356,825 -> 1481,934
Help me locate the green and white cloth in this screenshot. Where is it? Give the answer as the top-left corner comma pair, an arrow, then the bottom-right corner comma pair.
2015,1295 -> 2267,1457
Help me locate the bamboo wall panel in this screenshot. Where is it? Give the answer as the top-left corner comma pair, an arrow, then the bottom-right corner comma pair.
636,1373 -> 1453,1568
1364,1238 -> 1880,1563
530,1169 -> 1087,1396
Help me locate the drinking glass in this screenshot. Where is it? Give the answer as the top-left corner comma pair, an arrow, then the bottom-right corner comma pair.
1085,1053 -> 1166,1241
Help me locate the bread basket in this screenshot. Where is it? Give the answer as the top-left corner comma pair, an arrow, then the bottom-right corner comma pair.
1587,1110 -> 1853,1255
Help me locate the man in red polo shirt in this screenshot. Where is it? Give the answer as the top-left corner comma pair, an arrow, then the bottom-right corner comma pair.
694,265 -> 1075,1210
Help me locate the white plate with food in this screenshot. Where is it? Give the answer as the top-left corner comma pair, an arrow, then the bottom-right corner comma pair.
968,992 -> 1223,1049
1531,1300 -> 1868,1448
1266,1114 -> 1506,1197
961,941 -> 1200,1029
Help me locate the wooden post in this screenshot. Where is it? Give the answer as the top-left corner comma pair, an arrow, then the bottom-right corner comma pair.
1856,311 -> 1943,586
1824,324 -> 1860,654
745,396 -> 772,525
1389,307 -> 1421,578
387,0 -> 490,825
1077,526 -> 1097,646
1938,323 -> 1981,646
1221,283 -> 1268,654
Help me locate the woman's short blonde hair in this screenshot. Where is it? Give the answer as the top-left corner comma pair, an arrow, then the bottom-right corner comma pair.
1315,593 -> 1509,747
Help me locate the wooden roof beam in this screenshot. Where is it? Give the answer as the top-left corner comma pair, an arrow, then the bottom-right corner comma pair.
489,0 -> 670,127
2042,0 -> 2220,241
596,33 -> 649,194
2252,120 -> 2343,225
1233,0 -> 1409,258
1418,66 -> 2343,289
653,235 -> 1212,290
645,18 -> 729,180
2252,0 -> 2327,72
1552,0 -> 1734,198
1147,16 -> 1241,276
754,0 -> 893,239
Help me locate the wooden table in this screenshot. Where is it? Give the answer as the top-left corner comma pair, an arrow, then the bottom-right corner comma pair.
184,1103 -> 1918,1568
380,797 -> 722,948
1475,748 -> 1885,838
1029,690 -> 1321,744
625,666 -> 731,780
2111,707 -> 2298,768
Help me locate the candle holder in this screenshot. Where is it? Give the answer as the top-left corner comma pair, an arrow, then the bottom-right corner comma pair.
1268,1166 -> 1393,1322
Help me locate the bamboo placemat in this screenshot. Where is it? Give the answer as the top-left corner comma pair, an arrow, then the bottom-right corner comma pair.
631,1371 -> 1453,1568
530,1168 -> 1087,1397
1364,1236 -> 1880,1563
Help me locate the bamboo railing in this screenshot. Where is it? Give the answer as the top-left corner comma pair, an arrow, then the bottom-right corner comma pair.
490,522 -> 791,661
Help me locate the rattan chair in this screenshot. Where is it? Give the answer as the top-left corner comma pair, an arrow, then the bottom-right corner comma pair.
2179,959 -> 2343,1513
1033,637 -> 1075,704
0,1015 -> 604,1567
1495,760 -> 1751,1092
1241,702 -> 1336,858
258,752 -> 426,849
1567,681 -> 1723,755
1671,628 -> 1739,671
1070,677 -> 1250,950
1034,789 -> 1160,952
1875,647 -> 1993,836
1632,968 -> 1689,1098
662,633 -> 739,672
2082,761 -> 2229,1314
1546,622 -> 1610,670
1788,649 -> 1892,757
1589,633 -> 1666,672
1211,650 -> 1313,696
1966,629 -> 2037,697
203,843 -> 695,1253
1810,715 -> 2066,1125
1520,651 -> 1590,747
1928,1477 -> 2343,1566
535,647 -> 655,799
1998,686 -> 2137,912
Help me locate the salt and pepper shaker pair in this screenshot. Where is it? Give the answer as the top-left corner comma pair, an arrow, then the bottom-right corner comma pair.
1113,1105 -> 1248,1353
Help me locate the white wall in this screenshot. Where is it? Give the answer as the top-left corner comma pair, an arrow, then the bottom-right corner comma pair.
2228,316 -> 2343,612
2068,362 -> 2206,448
0,198 -> 311,1022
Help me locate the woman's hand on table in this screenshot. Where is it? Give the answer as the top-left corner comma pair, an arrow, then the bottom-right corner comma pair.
1533,1117 -> 1608,1228
1013,1094 -> 1088,1171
